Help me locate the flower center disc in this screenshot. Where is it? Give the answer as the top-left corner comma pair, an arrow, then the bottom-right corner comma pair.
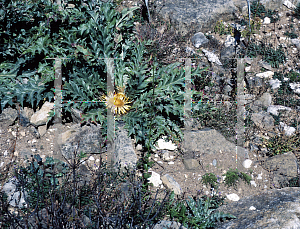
114,97 -> 124,107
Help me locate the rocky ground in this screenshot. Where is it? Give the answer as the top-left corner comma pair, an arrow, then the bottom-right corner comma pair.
1,0 -> 300,225
116,0 -> 300,202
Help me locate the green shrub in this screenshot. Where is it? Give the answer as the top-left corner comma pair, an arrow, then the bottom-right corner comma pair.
0,150 -> 173,228
283,31 -> 298,39
223,168 -> 251,189
214,20 -> 232,36
250,0 -> 280,23
165,191 -> 236,229
201,173 -> 219,189
15,154 -> 70,211
287,70 -> 300,83
243,42 -> 286,68
271,71 -> 299,107
293,2 -> 300,19
262,132 -> 300,157
288,177 -> 300,187
192,100 -> 237,141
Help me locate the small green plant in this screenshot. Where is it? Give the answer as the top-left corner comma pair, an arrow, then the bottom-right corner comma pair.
245,104 -> 255,129
283,32 -> 298,39
293,2 -> 300,19
136,151 -> 155,194
0,191 -> 10,228
244,42 -> 286,68
262,132 -> 300,156
287,70 -> 300,83
46,108 -> 55,125
201,173 -> 219,189
270,112 -> 281,126
250,0 -> 280,23
192,100 -> 237,141
165,192 -> 236,228
223,168 -> 251,189
214,20 -> 232,36
288,177 -> 300,187
165,192 -> 189,226
271,71 -> 296,106
15,154 -> 70,212
241,17 -> 262,38
250,0 -> 266,18
184,196 -> 236,228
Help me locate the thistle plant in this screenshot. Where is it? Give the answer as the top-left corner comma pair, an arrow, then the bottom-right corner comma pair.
100,85 -> 133,115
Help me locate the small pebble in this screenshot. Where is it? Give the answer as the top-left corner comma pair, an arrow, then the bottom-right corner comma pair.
257,173 -> 262,179
243,159 -> 252,168
46,139 -> 50,141
3,150 -> 8,156
226,193 -> 240,201
212,159 -> 217,166
168,161 -> 174,165
250,180 -> 257,187
89,156 -> 95,161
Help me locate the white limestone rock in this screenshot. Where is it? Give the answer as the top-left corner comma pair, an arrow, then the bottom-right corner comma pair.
226,193 -> 240,201
155,136 -> 177,151
267,105 -> 292,116
161,174 -> 182,195
202,49 -> 223,66
30,102 -> 54,126
283,0 -> 296,9
279,122 -> 296,136
256,71 -> 274,79
269,79 -> 282,89
243,159 -> 252,169
148,171 -> 162,187
263,17 -> 271,24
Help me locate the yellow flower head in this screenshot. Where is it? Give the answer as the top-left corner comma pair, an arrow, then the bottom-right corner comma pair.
101,86 -> 132,115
